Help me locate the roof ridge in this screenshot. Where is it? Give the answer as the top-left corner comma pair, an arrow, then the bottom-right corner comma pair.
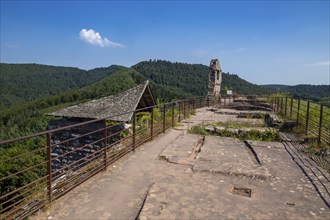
104,80 -> 149,99
47,80 -> 153,121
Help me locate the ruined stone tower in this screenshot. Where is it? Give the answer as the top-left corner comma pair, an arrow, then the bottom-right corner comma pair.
207,59 -> 222,99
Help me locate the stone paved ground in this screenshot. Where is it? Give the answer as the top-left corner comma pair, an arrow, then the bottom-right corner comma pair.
33,107 -> 330,220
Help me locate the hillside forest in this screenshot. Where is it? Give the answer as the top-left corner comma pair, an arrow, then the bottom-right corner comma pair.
0,60 -> 329,142
0,60 -> 329,214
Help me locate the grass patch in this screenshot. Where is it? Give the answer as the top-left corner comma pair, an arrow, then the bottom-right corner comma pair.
189,125 -> 210,136
214,120 -> 264,129
189,120 -> 280,142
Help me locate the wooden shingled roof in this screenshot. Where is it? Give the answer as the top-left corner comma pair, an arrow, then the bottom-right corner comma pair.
48,81 -> 155,122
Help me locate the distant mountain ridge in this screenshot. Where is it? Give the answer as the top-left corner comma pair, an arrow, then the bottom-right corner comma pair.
0,61 -> 271,110
0,63 -> 125,110
1,61 -> 328,111
132,60 -> 270,97
260,84 -> 290,91
261,84 -> 330,105
0,60 -> 329,140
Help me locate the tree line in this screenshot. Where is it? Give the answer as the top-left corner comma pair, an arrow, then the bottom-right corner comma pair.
2,60 -> 329,142
262,84 -> 330,107
0,63 -> 124,110
1,60 -> 328,213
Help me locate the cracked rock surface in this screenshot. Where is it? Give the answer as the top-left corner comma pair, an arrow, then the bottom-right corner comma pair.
33,107 -> 330,220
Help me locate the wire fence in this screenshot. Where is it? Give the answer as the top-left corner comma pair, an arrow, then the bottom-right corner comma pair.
4,95 -> 325,219
270,96 -> 330,146
0,97 -> 209,220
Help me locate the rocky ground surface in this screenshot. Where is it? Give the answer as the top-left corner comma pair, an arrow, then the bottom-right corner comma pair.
32,107 -> 330,220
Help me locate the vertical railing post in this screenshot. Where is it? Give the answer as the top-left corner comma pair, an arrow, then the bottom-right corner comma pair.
290,98 -> 293,118
207,98 -> 209,108
172,103 -> 175,128
190,100 -> 192,114
103,119 -> 108,169
279,97 -> 281,113
305,101 -> 310,135
297,99 -> 301,124
199,97 -> 202,108
270,97 -> 273,110
46,133 -> 52,203
274,97 -> 278,113
163,104 -> 166,133
318,104 -> 323,145
280,97 -> 283,114
284,97 -> 288,116
192,99 -> 195,114
183,101 -> 186,119
274,97 -> 277,112
188,100 -> 191,116
178,102 -> 181,122
150,107 -> 154,140
277,97 -> 280,112
132,112 -> 136,151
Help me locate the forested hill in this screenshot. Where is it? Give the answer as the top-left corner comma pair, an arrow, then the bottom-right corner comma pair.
261,84 -> 330,105
2,60 -> 329,140
1,61 -> 271,111
132,60 -> 208,96
0,63 -> 124,110
132,60 -> 270,96
0,67 -> 194,140
0,60 -> 272,140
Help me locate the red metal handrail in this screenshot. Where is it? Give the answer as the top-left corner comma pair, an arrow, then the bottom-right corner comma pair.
0,97 -> 207,219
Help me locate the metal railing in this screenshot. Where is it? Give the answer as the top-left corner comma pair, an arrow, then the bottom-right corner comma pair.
270,96 -> 330,146
0,97 -> 209,220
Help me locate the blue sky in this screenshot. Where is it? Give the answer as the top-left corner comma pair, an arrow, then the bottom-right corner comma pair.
1,0 -> 329,85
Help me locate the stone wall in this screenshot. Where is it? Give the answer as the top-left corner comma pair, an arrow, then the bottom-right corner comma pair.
49,118 -> 124,177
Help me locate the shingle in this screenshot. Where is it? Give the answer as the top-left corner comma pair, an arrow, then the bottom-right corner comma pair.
48,81 -> 155,122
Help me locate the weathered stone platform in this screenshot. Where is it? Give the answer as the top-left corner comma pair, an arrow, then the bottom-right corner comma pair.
32,107 -> 330,220
140,134 -> 329,219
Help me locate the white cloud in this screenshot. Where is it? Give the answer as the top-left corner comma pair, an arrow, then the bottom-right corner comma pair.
305,61 -> 330,67
79,28 -> 124,48
191,50 -> 209,57
235,47 -> 247,52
